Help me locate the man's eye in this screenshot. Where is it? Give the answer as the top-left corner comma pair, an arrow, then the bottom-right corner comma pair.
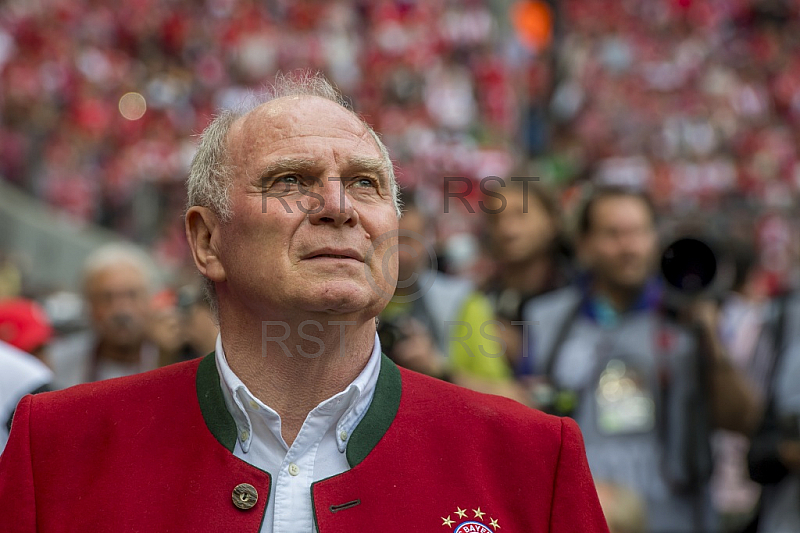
276,174 -> 301,185
351,177 -> 377,188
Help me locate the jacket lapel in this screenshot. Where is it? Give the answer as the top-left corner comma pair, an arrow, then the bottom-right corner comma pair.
195,351 -> 403,532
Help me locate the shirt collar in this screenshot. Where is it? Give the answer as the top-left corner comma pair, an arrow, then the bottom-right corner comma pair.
577,273 -> 663,327
215,332 -> 382,454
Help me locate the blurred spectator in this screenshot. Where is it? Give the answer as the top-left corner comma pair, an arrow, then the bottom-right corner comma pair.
596,480 -> 648,533
0,339 -> 51,452
379,193 -> 526,403
4,0 -> 800,318
49,243 -> 159,389
2,1 -> 800,283
0,298 -> 54,453
148,288 -> 183,366
712,237 -> 771,531
748,290 -> 800,533
0,253 -> 21,299
0,0 -> 531,269
0,297 -> 54,364
523,186 -> 759,532
174,284 -> 218,361
482,177 -> 573,378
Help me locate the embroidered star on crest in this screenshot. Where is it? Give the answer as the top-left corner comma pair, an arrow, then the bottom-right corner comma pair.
440,504 -> 499,531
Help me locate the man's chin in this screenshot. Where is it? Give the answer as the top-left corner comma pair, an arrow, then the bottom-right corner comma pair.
608,276 -> 649,294
300,282 -> 378,315
104,336 -> 145,351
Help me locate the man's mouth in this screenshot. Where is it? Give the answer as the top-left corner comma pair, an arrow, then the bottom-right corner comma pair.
304,248 -> 365,262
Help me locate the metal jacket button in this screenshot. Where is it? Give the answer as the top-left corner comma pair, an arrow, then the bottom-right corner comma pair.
232,483 -> 258,510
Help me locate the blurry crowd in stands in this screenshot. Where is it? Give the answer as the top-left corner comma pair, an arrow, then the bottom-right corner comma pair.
3,0 -> 800,532
0,0 -> 538,269
4,0 -> 800,282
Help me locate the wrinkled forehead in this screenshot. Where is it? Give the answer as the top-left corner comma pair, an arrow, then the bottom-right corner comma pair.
226,95 -> 380,160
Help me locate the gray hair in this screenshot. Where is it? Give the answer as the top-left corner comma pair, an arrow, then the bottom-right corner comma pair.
186,71 -> 401,317
82,243 -> 158,295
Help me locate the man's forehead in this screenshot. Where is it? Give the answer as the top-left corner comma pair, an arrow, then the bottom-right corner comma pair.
87,263 -> 148,290
230,95 -> 371,143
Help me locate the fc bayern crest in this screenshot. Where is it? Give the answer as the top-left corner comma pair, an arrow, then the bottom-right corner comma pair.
440,506 -> 501,531
454,521 -> 492,532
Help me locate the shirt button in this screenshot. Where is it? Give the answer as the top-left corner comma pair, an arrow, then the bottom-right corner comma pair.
248,400 -> 259,410
240,429 -> 249,442
288,463 -> 300,476
339,430 -> 348,441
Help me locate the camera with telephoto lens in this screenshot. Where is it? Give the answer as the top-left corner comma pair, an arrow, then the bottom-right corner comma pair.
660,236 -> 735,308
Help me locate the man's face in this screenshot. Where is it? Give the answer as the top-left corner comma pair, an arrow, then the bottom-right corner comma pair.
579,196 -> 658,291
86,263 -> 150,348
486,190 -> 556,264
213,96 -> 398,320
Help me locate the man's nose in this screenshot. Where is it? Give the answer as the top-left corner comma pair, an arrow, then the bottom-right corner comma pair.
304,178 -> 359,227
109,312 -> 136,329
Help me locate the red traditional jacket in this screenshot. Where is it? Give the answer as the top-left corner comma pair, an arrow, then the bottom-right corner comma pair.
0,353 -> 609,532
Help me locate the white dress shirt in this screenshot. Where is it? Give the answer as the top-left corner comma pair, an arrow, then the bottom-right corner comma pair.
215,333 -> 381,533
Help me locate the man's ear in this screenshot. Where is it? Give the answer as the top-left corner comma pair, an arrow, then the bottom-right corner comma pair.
185,206 -> 226,283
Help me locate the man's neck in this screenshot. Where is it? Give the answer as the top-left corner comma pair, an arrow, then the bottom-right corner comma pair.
218,310 -> 377,446
499,253 -> 552,295
591,278 -> 642,314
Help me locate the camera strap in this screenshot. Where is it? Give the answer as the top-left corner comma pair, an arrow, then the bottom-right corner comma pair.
542,298 -> 583,380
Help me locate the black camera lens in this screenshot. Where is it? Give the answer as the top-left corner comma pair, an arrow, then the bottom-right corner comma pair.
661,238 -> 717,294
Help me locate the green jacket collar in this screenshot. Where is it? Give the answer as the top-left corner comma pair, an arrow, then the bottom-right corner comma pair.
195,352 -> 401,467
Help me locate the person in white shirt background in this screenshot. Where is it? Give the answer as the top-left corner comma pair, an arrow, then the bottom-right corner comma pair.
0,298 -> 53,452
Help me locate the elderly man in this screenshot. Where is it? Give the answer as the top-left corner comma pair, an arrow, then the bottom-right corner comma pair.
0,74 -> 608,532
48,243 -> 161,388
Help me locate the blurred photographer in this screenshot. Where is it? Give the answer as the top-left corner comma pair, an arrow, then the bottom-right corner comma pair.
748,290 -> 800,533
523,185 -> 759,533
